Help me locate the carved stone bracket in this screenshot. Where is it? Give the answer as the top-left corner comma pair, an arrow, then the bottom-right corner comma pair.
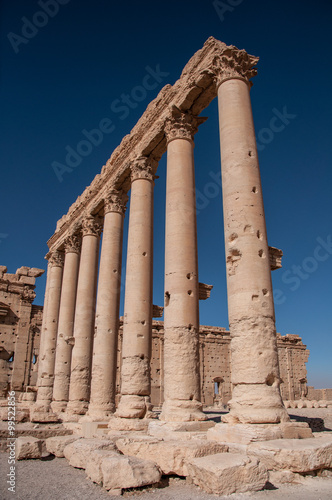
48,250 -> 65,268
64,234 -> 81,254
199,283 -> 213,301
82,215 -> 103,237
22,286 -> 36,303
269,246 -> 283,271
104,189 -> 128,215
211,48 -> 259,88
152,304 -> 164,318
131,156 -> 157,183
164,107 -> 207,144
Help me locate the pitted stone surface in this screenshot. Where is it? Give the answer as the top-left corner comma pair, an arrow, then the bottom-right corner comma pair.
187,452 -> 268,495
63,438 -> 117,469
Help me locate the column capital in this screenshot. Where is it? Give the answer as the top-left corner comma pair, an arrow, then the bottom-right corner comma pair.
64,234 -> 81,254
48,250 -> 65,268
130,156 -> 157,183
164,107 -> 207,144
104,189 -> 128,215
82,215 -> 103,237
211,49 -> 259,89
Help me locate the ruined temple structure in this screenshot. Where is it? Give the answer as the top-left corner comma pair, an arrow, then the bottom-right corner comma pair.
0,266 -> 44,397
2,38 -> 332,497
29,36 -> 320,437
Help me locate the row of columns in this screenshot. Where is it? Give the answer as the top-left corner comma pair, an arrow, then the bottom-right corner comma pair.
35,69 -> 288,424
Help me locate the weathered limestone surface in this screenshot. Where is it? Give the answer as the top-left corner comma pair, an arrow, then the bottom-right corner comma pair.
45,435 -> 79,457
187,453 -> 268,495
85,448 -> 120,484
100,454 -> 161,492
16,436 -> 43,460
63,438 -> 117,469
247,435 -> 332,472
116,435 -> 228,476
66,216 -> 102,416
116,158 -> 155,419
52,235 -> 81,413
0,266 -> 43,396
217,73 -> 288,424
161,109 -> 207,422
35,252 -> 63,410
88,191 -> 127,419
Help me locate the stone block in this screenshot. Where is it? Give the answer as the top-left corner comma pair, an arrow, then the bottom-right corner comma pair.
148,420 -> 215,439
101,454 -> 161,492
187,453 -> 268,495
85,449 -> 121,484
30,410 -> 59,423
63,438 -> 117,469
28,268 -> 44,277
247,435 -> 332,472
116,436 -> 228,476
268,469 -> 305,486
207,422 -> 283,444
108,417 -> 151,432
16,436 -> 42,460
45,435 -> 80,457
280,421 -> 313,439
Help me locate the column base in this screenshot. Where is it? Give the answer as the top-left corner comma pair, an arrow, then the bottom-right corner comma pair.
108,416 -> 153,432
160,399 -> 208,422
65,400 -> 89,418
81,405 -> 115,422
207,421 -> 313,445
114,395 -> 155,419
224,384 -> 290,424
50,401 -> 68,414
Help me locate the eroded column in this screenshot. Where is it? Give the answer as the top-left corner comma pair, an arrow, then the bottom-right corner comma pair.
66,216 -> 102,417
160,108 -> 207,422
35,250 -> 64,411
216,66 -> 289,423
115,158 -> 154,419
87,190 -> 127,420
51,234 -> 81,413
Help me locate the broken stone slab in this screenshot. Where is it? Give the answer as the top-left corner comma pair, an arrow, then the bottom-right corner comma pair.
247,435 -> 332,472
207,421 -> 312,445
268,469 -> 305,486
108,416 -> 152,432
101,454 -> 161,492
30,410 -> 59,423
85,449 -> 121,484
63,438 -> 117,469
45,435 -> 80,457
116,435 -> 228,476
207,423 -> 283,444
148,420 -> 215,439
187,453 -> 268,495
16,436 -> 43,460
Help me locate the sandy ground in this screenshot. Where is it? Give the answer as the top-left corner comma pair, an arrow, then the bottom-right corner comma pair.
1,408 -> 332,499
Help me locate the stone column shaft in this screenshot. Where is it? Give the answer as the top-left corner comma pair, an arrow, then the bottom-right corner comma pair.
115,158 -> 154,419
51,235 -> 81,413
217,77 -> 288,424
36,251 -> 64,410
66,217 -> 101,416
88,191 -> 127,419
160,109 -> 207,422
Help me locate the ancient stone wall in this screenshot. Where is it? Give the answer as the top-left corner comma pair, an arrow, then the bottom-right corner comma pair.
0,266 -> 44,396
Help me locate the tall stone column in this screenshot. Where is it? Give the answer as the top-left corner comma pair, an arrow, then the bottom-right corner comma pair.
115,157 -> 155,419
51,234 -> 81,413
160,108 -> 207,422
66,216 -> 102,417
216,59 -> 289,423
87,190 -> 127,420
35,250 -> 64,411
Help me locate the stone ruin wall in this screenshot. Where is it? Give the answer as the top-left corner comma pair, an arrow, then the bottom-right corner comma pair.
0,266 -> 44,397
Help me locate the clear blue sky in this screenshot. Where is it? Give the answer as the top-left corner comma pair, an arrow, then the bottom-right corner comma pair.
1,0 -> 331,389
